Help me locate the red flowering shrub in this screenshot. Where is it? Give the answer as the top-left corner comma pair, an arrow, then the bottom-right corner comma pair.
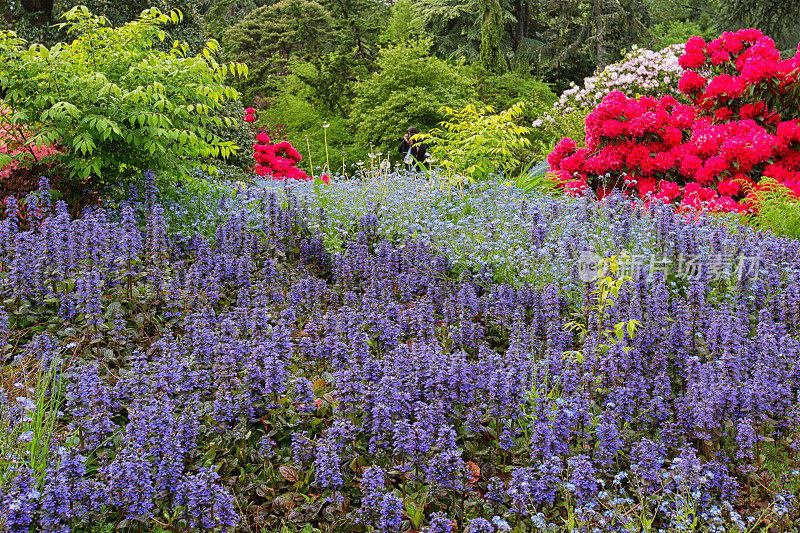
548,29 -> 800,212
1,104 -> 61,197
253,132 -> 309,181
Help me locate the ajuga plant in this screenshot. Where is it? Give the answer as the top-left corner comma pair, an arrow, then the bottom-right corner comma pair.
1,171 -> 800,531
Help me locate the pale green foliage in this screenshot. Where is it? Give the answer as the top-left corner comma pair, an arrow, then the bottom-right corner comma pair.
745,179 -> 800,239
0,6 -> 247,192
348,39 -> 475,155
422,101 -> 532,182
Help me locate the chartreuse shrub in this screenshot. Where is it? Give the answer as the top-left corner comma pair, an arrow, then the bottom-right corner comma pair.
421,102 -> 533,182
0,6 -> 247,197
745,178 -> 800,239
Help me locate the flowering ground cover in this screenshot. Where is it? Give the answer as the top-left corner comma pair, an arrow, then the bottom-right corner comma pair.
2,173 -> 800,531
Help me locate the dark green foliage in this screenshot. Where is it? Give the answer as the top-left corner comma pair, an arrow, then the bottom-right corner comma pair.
411,0 -> 483,61
472,69 -> 555,114
715,0 -> 800,51
323,0 -> 388,61
293,50 -> 371,115
535,0 -> 651,73
222,0 -> 333,99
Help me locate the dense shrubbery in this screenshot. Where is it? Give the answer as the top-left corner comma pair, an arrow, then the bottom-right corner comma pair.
548,29 -> 800,212
0,6 -> 246,197
349,39 -> 475,156
2,175 -> 800,531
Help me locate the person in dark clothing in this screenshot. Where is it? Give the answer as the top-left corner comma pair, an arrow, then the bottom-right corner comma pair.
398,126 -> 428,172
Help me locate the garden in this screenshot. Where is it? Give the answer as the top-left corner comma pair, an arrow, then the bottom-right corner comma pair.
3,1 -> 800,532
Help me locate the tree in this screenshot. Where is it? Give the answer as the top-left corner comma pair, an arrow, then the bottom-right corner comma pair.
535,0 -> 650,73
715,0 -> 800,52
384,0 -> 418,43
223,0 -> 333,98
348,39 -> 475,154
480,0 -> 506,73
21,0 -> 54,25
322,0 -> 388,61
0,6 -> 247,194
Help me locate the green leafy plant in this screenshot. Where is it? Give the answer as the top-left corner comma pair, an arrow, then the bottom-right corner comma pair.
348,39 -> 475,156
513,161 -> 562,195
744,179 -> 800,239
531,106 -> 590,158
565,254 -> 641,353
422,101 -> 532,183
0,5 -> 247,195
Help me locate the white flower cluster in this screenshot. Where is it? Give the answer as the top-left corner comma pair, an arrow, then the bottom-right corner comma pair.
555,44 -> 685,114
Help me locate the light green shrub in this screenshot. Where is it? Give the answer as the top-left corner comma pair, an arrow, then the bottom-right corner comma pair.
422,101 -> 531,182
348,39 -> 475,157
0,6 -> 246,194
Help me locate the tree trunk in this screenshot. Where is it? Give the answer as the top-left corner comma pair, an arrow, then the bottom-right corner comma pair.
593,0 -> 607,71
21,0 -> 54,25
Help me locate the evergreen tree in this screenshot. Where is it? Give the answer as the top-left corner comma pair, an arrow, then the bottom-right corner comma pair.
715,0 -> 800,51
480,0 -> 506,73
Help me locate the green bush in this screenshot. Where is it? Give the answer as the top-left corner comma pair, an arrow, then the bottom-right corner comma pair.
0,6 -> 246,196
348,39 -> 475,157
745,179 -> 800,239
472,69 -> 556,116
530,107 -> 589,158
422,102 -> 532,182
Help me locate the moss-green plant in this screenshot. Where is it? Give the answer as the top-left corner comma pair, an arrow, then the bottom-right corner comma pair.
0,5 -> 247,195
422,101 -> 531,182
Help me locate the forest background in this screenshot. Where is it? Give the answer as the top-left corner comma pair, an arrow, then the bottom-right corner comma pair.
4,0 -> 800,177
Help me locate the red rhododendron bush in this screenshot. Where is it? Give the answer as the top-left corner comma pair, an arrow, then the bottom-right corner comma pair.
253,132 -> 309,181
0,104 -> 60,196
548,29 -> 800,212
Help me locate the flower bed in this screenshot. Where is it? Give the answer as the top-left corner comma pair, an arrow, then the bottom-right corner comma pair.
2,175 -> 800,531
